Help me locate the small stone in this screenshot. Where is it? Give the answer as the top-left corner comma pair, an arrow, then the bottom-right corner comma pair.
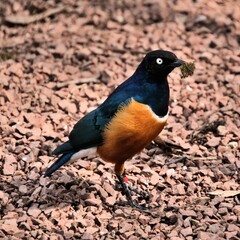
105,196 -> 116,205
208,223 -> 222,234
55,43 -> 67,55
226,231 -> 238,239
119,223 -> 133,233
171,105 -> 183,116
180,227 -> 192,237
2,219 -> 21,235
17,126 -> 30,135
211,55 -> 222,65
230,65 -> 240,73
27,204 -> 41,217
181,209 -> 197,218
3,154 -> 16,175
228,141 -> 238,149
64,230 -> 74,239
211,196 -> 225,206
150,172 -> 160,185
0,190 -> 8,205
207,136 -> 221,147
168,237 -> 182,240
19,185 -> 28,194
198,231 -> 217,239
166,169 -> 176,177
172,184 -> 186,195
227,224 -> 239,232
81,233 -> 93,240
217,125 -> 227,135
219,202 -> 233,209
138,215 -> 151,225
85,227 -> 98,234
103,182 -> 116,196
98,186 -> 108,199
233,205 -> 240,215
223,151 -> 237,164
218,207 -> 228,216
204,207 -> 214,217
85,198 -> 102,206
76,215 -> 87,228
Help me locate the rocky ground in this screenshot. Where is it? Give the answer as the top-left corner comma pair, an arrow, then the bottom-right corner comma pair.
0,0 -> 239,239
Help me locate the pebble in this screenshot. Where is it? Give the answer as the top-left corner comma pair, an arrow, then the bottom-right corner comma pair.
0,1 -> 239,240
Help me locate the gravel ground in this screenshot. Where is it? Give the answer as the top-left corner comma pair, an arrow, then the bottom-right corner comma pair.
0,0 -> 239,239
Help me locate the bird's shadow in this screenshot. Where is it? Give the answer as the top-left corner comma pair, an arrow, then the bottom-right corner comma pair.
37,172 -> 116,211
0,170 -> 116,215
37,172 -> 156,214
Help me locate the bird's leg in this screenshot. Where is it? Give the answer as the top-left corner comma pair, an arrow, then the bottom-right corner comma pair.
114,163 -> 147,209
154,136 -> 184,152
116,173 -> 134,206
119,172 -> 151,201
115,173 -> 146,209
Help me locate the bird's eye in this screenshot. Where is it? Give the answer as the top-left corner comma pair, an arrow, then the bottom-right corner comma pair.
156,58 -> 163,65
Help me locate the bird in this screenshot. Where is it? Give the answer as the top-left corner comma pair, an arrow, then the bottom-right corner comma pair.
44,50 -> 183,209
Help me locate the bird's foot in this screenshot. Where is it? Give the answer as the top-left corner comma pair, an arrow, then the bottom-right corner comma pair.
114,200 -> 147,210
115,173 -> 151,210
154,136 -> 184,153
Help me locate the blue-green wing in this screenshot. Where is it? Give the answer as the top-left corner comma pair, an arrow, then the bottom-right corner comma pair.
52,109 -> 108,155
52,73 -> 142,156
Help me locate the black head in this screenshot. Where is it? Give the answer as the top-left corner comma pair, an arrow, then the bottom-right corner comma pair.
142,50 -> 183,76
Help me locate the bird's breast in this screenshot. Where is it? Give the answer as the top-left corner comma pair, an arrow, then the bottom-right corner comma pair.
97,99 -> 167,163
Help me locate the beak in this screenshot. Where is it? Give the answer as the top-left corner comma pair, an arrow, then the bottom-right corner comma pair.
171,59 -> 184,67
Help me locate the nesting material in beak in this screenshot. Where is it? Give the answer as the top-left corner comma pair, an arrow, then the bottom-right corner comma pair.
180,62 -> 195,78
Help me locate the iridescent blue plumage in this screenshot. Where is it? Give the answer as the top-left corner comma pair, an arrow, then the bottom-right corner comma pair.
45,50 -> 182,177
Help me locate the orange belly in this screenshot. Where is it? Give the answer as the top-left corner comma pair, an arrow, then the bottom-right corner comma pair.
97,99 -> 167,167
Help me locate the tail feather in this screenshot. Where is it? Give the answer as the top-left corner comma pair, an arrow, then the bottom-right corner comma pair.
52,141 -> 73,155
44,152 -> 74,177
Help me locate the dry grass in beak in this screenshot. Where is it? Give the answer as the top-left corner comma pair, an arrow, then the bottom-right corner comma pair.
180,62 -> 195,78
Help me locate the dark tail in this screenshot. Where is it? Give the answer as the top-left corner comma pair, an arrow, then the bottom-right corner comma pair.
44,152 -> 75,177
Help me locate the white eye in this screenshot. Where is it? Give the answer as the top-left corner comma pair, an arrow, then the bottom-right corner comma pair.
156,58 -> 163,65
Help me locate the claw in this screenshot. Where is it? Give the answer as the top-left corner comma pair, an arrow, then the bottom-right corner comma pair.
115,173 -> 151,210
154,136 -> 184,152
114,200 -> 147,210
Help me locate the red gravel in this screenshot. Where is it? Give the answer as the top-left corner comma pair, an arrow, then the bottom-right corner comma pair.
0,0 -> 239,239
